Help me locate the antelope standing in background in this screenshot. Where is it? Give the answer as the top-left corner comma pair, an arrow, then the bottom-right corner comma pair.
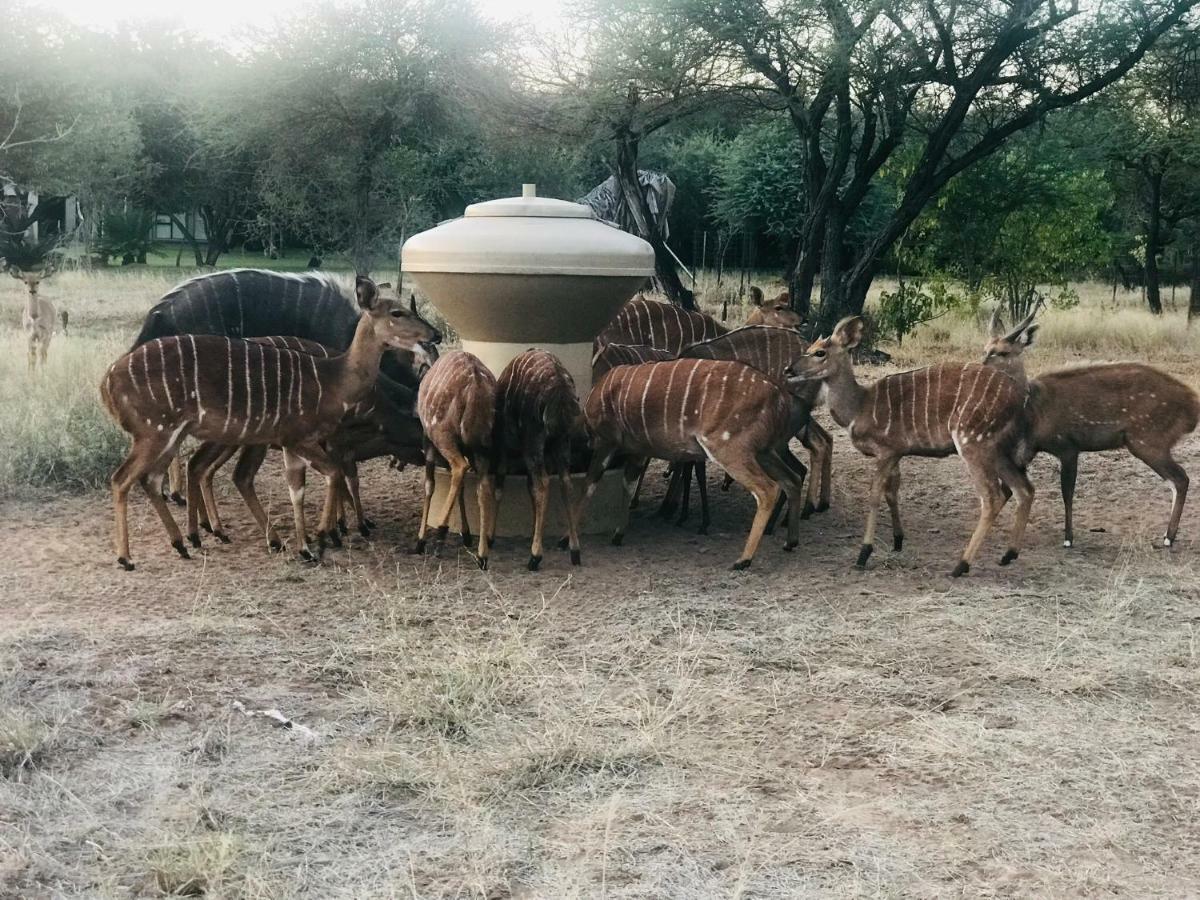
984,311 -> 1199,548
100,277 -> 436,570
415,351 -> 497,570
577,359 -> 808,569
596,294 -> 726,353
6,262 -> 57,372
745,287 -> 803,330
785,316 -> 1033,577
680,326 -> 833,516
496,350 -> 585,570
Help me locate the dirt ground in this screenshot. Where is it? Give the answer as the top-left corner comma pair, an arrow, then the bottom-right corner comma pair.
3,410 -> 1200,896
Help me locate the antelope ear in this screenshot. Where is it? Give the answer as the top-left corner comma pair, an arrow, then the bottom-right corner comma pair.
377,281 -> 391,290
749,285 -> 764,306
7,264 -> 23,279
774,291 -> 790,306
355,275 -> 379,310
832,316 -> 864,349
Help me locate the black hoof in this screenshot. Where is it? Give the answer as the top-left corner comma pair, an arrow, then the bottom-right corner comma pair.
117,557 -> 135,571
187,532 -> 201,549
200,521 -> 214,534
358,523 -> 372,538
337,519 -> 348,536
435,525 -> 449,544
950,560 -> 970,577
999,549 -> 1018,566
557,536 -> 570,550
214,530 -> 231,544
570,549 -> 581,566
800,503 -> 814,520
731,559 -> 751,571
611,532 -> 624,546
299,547 -> 317,563
814,501 -> 830,513
855,544 -> 873,568
171,539 -> 191,560
784,540 -> 798,552
327,530 -> 343,549
894,535 -> 904,552
170,491 -> 186,507
414,539 -> 427,554
478,556 -> 489,571
528,555 -> 542,572
268,539 -> 283,553
362,517 -> 376,530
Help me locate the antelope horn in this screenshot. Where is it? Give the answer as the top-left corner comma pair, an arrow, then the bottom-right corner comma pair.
1003,308 -> 1038,343
409,293 -> 418,315
989,306 -> 1005,337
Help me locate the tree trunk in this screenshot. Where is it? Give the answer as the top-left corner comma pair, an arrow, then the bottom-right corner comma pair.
169,213 -> 204,267
614,132 -> 696,310
1145,170 -> 1164,315
1189,236 -> 1200,325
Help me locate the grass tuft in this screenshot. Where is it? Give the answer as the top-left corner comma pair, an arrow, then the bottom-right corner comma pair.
145,833 -> 245,897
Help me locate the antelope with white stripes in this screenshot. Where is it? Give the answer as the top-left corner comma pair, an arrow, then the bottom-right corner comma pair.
577,358 -> 808,569
984,310 -> 1199,548
415,351 -> 498,570
679,325 -> 833,517
496,349 -> 585,570
100,277 -> 436,570
784,316 -> 1033,577
596,294 -> 726,353
745,287 -> 803,329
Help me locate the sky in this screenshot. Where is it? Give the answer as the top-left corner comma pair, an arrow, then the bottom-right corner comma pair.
37,0 -> 567,43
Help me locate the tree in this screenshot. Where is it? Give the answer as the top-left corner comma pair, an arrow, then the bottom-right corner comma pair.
246,0 -> 501,272
657,0 -> 1198,332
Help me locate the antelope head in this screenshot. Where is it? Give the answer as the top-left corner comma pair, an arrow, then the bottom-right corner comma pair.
356,275 -> 440,352
982,308 -> 1038,382
783,315 -> 864,386
750,288 -> 804,330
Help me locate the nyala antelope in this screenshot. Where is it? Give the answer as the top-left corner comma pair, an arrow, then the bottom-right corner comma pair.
984,310 -> 1199,548
785,316 -> 1033,577
496,349 -> 585,570
100,276 -> 436,570
578,358 -> 807,569
415,351 -> 498,570
680,325 -> 834,518
596,294 -> 726,353
745,286 -> 803,330
6,262 -> 57,372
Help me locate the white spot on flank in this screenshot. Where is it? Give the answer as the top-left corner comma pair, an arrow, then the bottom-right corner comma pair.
157,424 -> 164,432
1063,540 -> 1072,547
722,431 -> 731,440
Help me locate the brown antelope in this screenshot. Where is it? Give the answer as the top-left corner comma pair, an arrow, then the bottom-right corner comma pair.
5,263 -> 57,372
182,336 -> 424,549
784,316 -> 1033,577
415,351 -> 497,570
100,276 -> 436,570
496,349 -> 585,570
745,287 -> 803,330
679,325 -> 834,518
984,310 -> 1199,548
577,358 -> 807,569
596,294 -> 726,353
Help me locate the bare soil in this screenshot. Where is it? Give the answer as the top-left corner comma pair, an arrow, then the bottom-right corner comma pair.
3,414 -> 1200,897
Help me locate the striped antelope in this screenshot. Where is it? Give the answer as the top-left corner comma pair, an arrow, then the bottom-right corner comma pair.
182,336 -> 423,549
577,358 -> 808,569
496,350 -> 585,570
5,262 -> 57,373
415,351 -> 498,570
596,294 -> 726,353
679,325 -> 834,518
984,310 -> 1199,548
784,316 -> 1033,577
133,269 -> 440,504
745,287 -> 803,329
100,277 -> 437,570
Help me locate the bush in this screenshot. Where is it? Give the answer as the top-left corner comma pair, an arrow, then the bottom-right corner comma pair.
875,279 -> 963,345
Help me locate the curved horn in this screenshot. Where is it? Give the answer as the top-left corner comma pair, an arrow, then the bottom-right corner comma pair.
1003,308 -> 1038,342
989,305 -> 1005,337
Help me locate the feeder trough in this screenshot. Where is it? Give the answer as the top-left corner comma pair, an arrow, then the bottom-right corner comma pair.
402,185 -> 655,537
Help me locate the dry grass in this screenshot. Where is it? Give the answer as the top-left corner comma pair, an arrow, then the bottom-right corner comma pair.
2,271 -> 1200,895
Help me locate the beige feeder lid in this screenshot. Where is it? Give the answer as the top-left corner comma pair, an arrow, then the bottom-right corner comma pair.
402,184 -> 654,344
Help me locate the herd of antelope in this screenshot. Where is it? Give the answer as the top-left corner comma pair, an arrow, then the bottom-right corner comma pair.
96,269 -> 1199,576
